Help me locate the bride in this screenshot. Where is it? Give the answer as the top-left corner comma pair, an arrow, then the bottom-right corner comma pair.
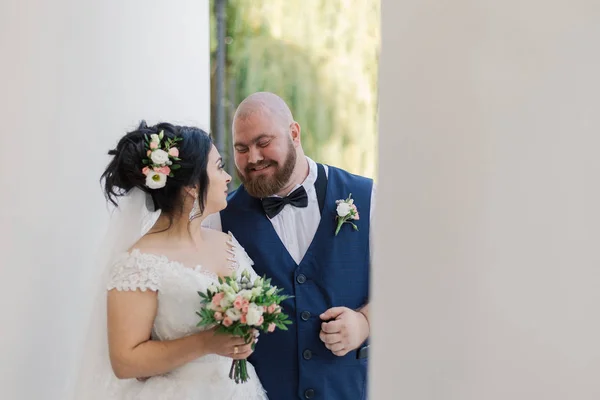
70,121 -> 268,399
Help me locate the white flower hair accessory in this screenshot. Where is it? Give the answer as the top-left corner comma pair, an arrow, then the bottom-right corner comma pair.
141,130 -> 183,189
334,193 -> 360,236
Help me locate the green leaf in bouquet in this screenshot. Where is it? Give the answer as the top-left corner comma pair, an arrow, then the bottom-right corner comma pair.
233,326 -> 243,337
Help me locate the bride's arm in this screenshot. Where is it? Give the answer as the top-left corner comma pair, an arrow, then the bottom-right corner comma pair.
107,289 -> 206,379
106,290 -> 251,379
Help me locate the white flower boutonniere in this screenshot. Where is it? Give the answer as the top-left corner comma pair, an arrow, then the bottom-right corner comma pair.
334,193 -> 360,236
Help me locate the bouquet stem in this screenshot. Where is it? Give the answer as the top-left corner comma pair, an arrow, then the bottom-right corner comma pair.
229,359 -> 249,383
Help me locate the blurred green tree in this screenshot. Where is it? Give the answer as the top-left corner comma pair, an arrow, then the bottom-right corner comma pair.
210,0 -> 380,184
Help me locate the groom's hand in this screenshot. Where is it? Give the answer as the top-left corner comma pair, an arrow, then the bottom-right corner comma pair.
319,307 -> 370,357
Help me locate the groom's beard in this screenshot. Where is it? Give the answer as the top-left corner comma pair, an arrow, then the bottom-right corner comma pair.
236,139 -> 296,199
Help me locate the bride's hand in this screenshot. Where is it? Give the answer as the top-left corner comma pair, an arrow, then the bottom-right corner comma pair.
202,328 -> 256,360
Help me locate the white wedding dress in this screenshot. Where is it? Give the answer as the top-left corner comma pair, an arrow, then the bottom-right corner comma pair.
99,232 -> 269,400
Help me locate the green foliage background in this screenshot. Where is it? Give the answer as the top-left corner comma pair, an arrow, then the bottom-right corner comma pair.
210,0 -> 380,183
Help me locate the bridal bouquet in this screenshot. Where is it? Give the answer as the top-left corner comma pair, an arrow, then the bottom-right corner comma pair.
196,269 -> 293,383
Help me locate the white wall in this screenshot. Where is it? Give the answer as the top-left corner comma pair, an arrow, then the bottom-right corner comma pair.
373,0 -> 600,399
0,1 -> 210,398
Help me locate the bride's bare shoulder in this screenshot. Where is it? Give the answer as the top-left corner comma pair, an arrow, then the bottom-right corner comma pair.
201,226 -> 232,244
127,231 -> 170,254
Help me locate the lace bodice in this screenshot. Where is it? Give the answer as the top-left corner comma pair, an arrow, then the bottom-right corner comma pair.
107,232 -> 259,342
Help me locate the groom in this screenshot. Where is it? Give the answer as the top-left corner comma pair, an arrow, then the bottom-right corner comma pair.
204,92 -> 374,400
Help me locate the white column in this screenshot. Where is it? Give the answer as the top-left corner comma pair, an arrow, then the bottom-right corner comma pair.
373,0 -> 600,399
0,1 -> 210,399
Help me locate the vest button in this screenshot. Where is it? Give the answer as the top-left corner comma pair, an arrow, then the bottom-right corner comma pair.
296,274 -> 306,284
303,349 -> 312,360
301,311 -> 311,321
304,388 -> 315,398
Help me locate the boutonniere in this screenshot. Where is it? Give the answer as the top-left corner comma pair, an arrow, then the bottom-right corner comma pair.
334,194 -> 360,236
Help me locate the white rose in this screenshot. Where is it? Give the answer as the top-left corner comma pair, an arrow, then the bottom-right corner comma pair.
225,308 -> 242,322
150,149 -> 169,165
145,171 -> 167,189
222,284 -> 235,295
224,291 -> 236,303
336,202 -> 352,217
245,303 -> 263,326
220,297 -> 232,309
239,289 -> 253,300
208,284 -> 219,293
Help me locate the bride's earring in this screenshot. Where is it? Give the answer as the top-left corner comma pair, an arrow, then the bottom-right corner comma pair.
189,195 -> 202,222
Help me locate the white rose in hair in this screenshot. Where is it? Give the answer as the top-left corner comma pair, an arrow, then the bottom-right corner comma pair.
145,171 -> 167,189
150,149 -> 169,165
245,303 -> 263,326
336,202 -> 352,217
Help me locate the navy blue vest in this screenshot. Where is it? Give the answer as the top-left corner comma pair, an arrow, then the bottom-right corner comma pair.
220,164 -> 372,400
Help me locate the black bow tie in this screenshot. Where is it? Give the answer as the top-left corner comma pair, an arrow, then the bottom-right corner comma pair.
261,186 -> 308,218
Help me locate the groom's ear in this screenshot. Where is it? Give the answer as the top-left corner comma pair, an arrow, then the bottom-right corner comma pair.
290,121 -> 301,146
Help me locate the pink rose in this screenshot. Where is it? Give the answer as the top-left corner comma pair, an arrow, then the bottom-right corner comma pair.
150,142 -> 158,149
222,317 -> 233,327
142,167 -> 150,175
242,299 -> 250,307
168,147 -> 179,157
267,304 -> 277,314
211,292 -> 224,306
156,166 -> 170,175
147,150 -> 152,157
352,205 -> 360,220
256,316 -> 264,326
214,312 -> 223,321
263,306 -> 268,312
242,304 -> 249,314
240,314 -> 247,324
268,323 -> 276,333
233,296 -> 244,310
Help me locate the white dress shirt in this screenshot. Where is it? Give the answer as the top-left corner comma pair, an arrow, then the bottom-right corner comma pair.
202,157 -> 375,265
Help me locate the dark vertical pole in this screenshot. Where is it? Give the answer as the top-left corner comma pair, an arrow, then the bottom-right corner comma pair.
214,0 -> 226,159
227,75 -> 237,189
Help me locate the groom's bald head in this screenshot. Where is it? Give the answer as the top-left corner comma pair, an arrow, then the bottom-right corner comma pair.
232,92 -> 294,133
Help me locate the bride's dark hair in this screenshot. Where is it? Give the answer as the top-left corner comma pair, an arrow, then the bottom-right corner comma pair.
101,120 -> 213,217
